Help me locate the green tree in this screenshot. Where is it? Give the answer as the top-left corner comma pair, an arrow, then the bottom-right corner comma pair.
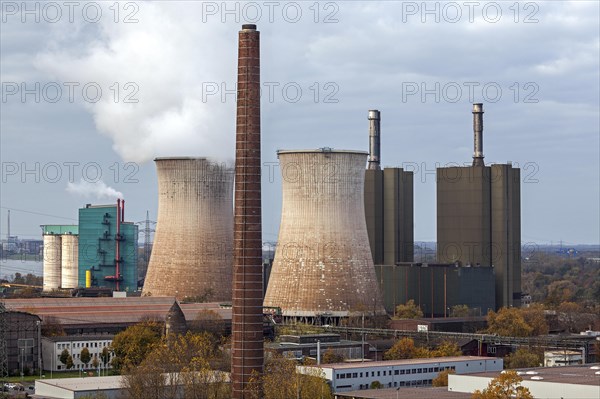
110,321 -> 162,371
395,300 -> 424,319
472,370 -> 533,399
486,308 -> 533,337
504,348 -> 542,369
370,381 -> 383,389
59,348 -> 70,365
80,347 -> 91,367
432,369 -> 455,387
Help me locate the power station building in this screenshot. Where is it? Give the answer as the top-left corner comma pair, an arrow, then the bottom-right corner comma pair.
264,148 -> 386,323
78,202 -> 138,292
374,263 -> 495,317
364,110 -> 414,266
437,104 -> 521,309
142,157 -> 234,301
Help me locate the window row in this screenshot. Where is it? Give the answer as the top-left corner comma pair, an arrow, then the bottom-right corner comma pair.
336,365 -> 456,380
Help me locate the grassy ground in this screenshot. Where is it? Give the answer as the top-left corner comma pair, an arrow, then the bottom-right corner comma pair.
2,370 -> 111,383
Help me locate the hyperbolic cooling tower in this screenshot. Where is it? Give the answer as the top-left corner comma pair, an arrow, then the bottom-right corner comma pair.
142,157 -> 233,301
42,234 -> 62,291
264,149 -> 386,320
60,234 -> 78,289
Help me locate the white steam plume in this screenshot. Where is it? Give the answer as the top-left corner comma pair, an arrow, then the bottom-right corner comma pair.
35,3 -> 236,163
66,179 -> 123,200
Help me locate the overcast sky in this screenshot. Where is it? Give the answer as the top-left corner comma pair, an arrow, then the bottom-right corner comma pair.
1,1 -> 599,256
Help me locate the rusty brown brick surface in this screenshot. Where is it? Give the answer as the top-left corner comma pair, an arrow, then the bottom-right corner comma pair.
231,25 -> 263,399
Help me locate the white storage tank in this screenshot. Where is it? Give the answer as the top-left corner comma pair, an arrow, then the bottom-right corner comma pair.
43,234 -> 62,291
61,234 -> 79,289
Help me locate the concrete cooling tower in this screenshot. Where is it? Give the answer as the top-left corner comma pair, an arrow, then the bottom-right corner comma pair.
264,149 -> 386,323
142,157 -> 233,301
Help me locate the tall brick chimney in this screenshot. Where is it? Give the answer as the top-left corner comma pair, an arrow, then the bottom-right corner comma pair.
231,24 -> 263,398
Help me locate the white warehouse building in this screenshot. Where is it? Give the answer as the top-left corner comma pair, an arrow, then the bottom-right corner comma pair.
299,356 -> 502,393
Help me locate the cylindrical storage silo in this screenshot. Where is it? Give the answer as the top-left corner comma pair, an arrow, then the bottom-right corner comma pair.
264,149 -> 386,320
43,234 -> 62,291
61,234 -> 79,289
142,157 -> 234,301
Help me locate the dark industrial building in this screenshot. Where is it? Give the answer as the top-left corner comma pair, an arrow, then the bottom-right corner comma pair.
78,201 -> 138,292
375,263 -> 495,317
436,104 -> 521,309
364,110 -> 414,264
0,310 -> 41,376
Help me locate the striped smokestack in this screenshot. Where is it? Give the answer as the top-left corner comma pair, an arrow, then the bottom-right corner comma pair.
472,103 -> 485,167
232,24 -> 263,398
367,110 -> 381,170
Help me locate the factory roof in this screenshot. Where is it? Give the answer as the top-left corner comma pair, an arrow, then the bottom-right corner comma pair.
334,386 -> 471,399
35,375 -> 124,392
4,297 -> 231,325
468,364 -> 600,386
314,356 -> 498,370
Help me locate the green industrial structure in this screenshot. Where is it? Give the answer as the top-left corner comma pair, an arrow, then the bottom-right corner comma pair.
78,202 -> 138,292
41,225 -> 79,235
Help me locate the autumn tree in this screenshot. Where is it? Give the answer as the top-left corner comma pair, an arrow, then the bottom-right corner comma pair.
321,347 -> 344,364
450,304 -> 470,317
80,347 -> 91,367
395,300 -> 424,319
100,347 -> 111,367
384,337 -> 430,360
432,369 -> 455,387
472,370 -> 533,399
59,348 -> 70,365
486,308 -> 533,337
246,354 -> 333,399
557,302 -> 591,333
110,321 -> 162,371
121,331 -> 230,399
41,315 -> 66,337
91,355 -> 100,370
66,355 -> 74,370
431,341 -> 462,357
504,348 -> 542,369
520,304 -> 549,336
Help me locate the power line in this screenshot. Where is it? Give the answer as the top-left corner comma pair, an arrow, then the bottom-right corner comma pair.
0,206 -> 76,221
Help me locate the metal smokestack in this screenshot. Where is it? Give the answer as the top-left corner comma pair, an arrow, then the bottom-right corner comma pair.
232,23 -> 263,399
472,103 -> 485,167
367,110 -> 381,170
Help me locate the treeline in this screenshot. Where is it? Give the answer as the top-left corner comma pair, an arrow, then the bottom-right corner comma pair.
522,252 -> 600,310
